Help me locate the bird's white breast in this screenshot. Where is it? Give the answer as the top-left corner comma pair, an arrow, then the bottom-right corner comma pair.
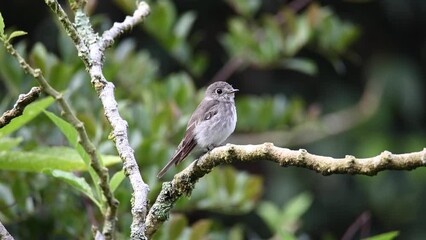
194,102 -> 237,148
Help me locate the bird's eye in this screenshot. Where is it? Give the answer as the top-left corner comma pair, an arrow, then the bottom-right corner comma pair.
216,88 -> 223,94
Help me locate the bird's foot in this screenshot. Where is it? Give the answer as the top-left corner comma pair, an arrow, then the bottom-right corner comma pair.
205,144 -> 218,152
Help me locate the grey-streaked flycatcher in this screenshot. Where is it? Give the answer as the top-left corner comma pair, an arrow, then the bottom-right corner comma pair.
157,81 -> 238,178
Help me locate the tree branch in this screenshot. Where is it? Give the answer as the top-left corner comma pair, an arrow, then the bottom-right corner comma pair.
342,211 -> 371,240
145,143 -> 426,237
44,1 -> 151,239
44,0 -> 90,65
100,2 -> 150,51
210,57 -> 244,83
0,87 -> 41,128
0,220 -> 14,240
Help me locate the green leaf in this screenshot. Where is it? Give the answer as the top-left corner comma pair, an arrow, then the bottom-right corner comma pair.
283,17 -> 311,56
362,231 -> 399,240
7,31 -> 27,42
44,110 -> 79,148
103,155 -> 122,168
110,170 -> 126,193
312,7 -> 360,56
0,183 -> 14,206
0,147 -> 121,172
174,11 -> 196,40
44,110 -> 106,167
0,97 -> 54,138
257,201 -> 280,231
156,214 -> 213,239
228,225 -> 244,240
0,183 -> 15,219
282,58 -> 318,76
281,192 -> 313,225
225,0 -> 261,17
44,110 -> 103,203
0,137 -> 22,151
30,43 -> 49,75
257,192 -> 313,236
0,42 -> 26,95
276,230 -> 297,240
144,0 -> 176,41
191,52 -> 208,76
0,12 -> 5,38
44,169 -> 101,210
57,29 -> 77,63
189,219 -> 212,240
221,18 -> 257,59
168,214 -> 187,238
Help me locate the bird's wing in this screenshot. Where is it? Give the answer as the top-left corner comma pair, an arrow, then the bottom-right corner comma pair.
187,98 -> 219,126
157,99 -> 219,178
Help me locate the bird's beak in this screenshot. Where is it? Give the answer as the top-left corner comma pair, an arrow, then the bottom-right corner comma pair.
230,88 -> 239,93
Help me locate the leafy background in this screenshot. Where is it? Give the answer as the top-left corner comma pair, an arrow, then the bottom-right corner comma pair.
0,0 -> 425,239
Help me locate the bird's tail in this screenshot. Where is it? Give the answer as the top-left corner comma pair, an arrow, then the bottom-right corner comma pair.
157,139 -> 197,178
157,157 -> 179,178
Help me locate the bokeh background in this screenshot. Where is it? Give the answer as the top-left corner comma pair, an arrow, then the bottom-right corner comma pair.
0,0 -> 426,239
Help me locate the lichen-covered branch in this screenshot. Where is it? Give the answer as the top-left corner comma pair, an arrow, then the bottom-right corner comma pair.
145,143 -> 426,237
0,220 -> 14,240
44,1 -> 151,239
44,0 -> 90,65
1,40 -> 118,239
0,87 -> 41,128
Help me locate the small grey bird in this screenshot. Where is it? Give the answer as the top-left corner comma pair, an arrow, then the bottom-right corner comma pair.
157,81 -> 238,178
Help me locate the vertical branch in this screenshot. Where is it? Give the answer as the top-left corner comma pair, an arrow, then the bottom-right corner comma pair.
44,1 -> 151,239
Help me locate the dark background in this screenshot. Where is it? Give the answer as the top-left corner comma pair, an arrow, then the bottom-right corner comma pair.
1,0 -> 426,239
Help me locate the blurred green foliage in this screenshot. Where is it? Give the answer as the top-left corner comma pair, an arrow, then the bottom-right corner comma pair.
0,0 -> 425,239
220,2 -> 359,72
257,192 -> 313,239
362,231 -> 399,240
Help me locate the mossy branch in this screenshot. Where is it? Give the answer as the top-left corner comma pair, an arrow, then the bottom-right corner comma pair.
145,143 -> 426,237
44,1 -> 151,239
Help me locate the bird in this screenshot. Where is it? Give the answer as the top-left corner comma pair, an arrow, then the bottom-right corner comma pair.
157,81 -> 238,178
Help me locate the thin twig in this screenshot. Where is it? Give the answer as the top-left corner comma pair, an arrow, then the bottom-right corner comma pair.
145,143 -> 426,237
44,0 -> 90,65
210,57 -> 244,84
100,2 -> 150,51
341,211 -> 371,240
0,87 -> 41,128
